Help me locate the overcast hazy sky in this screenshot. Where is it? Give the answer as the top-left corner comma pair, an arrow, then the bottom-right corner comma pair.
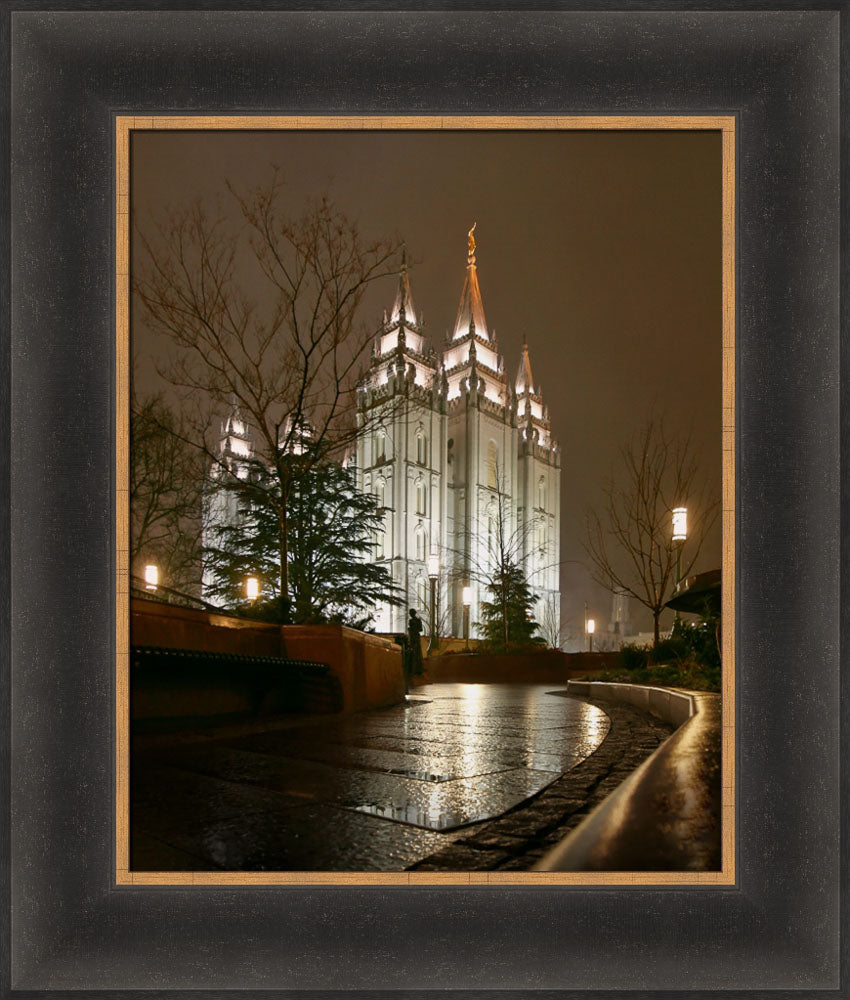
132,128 -> 722,637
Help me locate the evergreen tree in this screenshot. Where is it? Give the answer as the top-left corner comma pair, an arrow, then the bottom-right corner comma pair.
479,558 -> 542,652
203,456 -> 402,629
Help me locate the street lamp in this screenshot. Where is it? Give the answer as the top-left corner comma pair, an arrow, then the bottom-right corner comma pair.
672,506 -> 688,544
672,506 -> 688,623
427,553 -> 440,655
144,564 -> 159,592
586,617 -> 595,653
245,576 -> 260,601
462,585 -> 473,651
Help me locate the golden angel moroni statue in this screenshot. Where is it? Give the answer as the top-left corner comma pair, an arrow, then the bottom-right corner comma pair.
467,222 -> 477,262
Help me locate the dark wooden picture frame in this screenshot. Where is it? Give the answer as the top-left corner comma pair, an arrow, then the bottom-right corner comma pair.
4,4 -> 842,992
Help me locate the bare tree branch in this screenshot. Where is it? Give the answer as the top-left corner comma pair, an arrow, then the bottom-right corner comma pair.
583,413 -> 719,647
133,169 -> 404,617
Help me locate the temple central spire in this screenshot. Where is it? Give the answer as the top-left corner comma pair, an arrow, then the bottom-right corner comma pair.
453,224 -> 489,340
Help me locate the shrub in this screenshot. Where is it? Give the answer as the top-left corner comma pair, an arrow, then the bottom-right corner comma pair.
671,615 -> 721,671
588,660 -> 720,693
650,635 -> 688,665
620,642 -> 649,671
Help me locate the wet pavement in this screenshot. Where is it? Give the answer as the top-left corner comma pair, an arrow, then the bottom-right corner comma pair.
132,683 -> 611,872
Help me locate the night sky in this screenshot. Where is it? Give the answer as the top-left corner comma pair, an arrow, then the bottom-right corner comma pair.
132,128 -> 722,639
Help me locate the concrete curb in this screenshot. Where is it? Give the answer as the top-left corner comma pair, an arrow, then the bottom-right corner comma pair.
535,681 -> 722,872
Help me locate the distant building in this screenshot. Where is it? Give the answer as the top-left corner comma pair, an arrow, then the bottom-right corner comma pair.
201,405 -> 253,600
354,229 -> 561,635
608,587 -> 632,639
594,588 -> 664,651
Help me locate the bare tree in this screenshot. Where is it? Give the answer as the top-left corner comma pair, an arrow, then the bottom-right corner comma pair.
414,575 -> 454,643
453,459 -> 542,651
538,594 -> 569,650
134,169 -> 403,618
584,414 -> 719,647
130,391 -> 204,595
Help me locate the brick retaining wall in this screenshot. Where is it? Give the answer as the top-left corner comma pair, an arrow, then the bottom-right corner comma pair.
130,599 -> 405,716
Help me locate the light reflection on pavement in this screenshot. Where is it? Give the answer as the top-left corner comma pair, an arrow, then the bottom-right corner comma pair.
132,683 -> 610,872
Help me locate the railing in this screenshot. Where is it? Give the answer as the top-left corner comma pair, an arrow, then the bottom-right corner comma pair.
129,576 -> 223,614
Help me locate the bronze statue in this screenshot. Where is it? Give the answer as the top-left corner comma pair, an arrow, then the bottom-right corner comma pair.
406,608 -> 424,681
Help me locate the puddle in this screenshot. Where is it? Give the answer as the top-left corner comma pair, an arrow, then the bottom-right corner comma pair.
349,801 -> 479,831
387,767 -> 449,782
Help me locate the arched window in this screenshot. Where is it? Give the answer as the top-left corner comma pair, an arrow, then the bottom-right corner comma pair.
375,511 -> 391,560
486,499 -> 497,562
375,428 -> 388,464
415,477 -> 426,515
415,574 -> 428,609
375,477 -> 386,509
416,427 -> 427,465
487,440 -> 499,489
415,525 -> 426,562
538,476 -> 546,510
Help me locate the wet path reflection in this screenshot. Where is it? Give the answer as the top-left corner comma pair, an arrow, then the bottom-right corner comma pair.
132,683 -> 610,871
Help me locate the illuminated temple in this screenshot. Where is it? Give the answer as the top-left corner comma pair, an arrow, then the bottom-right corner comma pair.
354,228 -> 561,635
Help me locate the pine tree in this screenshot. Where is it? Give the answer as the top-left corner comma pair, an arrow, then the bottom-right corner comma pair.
203,456 -> 402,629
479,558 -> 542,652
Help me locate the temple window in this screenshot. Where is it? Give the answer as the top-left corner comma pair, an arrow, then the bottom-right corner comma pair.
487,440 -> 499,489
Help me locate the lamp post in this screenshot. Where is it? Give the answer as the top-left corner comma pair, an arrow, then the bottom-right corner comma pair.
427,553 -> 440,655
462,585 -> 472,651
245,576 -> 259,601
587,617 -> 595,653
672,506 -> 688,624
144,564 -> 159,592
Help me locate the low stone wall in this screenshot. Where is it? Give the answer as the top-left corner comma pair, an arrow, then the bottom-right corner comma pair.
130,599 -> 405,716
280,624 -> 405,713
417,649 -> 616,684
536,681 -> 722,871
131,599 -> 282,657
567,679 -> 696,727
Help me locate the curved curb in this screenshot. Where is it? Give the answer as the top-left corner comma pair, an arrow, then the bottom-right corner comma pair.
535,681 -> 721,872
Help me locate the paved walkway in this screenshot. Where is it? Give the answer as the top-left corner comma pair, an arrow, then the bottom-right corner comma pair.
132,683 -> 659,873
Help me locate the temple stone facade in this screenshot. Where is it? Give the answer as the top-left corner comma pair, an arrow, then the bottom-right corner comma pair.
354,229 -> 561,636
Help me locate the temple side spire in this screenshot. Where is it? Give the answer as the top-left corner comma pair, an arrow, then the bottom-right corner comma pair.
515,337 -> 535,394
389,245 -> 418,327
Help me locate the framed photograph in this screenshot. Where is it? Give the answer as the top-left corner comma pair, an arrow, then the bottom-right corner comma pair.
120,115 -> 733,887
6,4 -> 842,994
